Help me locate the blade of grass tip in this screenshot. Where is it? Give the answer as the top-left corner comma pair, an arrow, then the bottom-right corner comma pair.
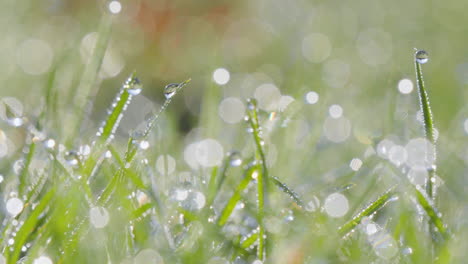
218,165 -> 258,226
413,185 -> 449,241
271,176 -> 305,209
8,187 -> 56,263
142,78 -> 191,139
245,98 -> 268,260
338,186 -> 398,237
414,49 -> 437,199
70,14 -> 113,143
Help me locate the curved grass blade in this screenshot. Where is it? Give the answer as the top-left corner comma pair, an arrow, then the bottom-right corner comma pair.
245,98 -> 268,260
414,49 -> 437,198
218,165 -> 257,226
338,186 -> 398,237
8,187 -> 56,263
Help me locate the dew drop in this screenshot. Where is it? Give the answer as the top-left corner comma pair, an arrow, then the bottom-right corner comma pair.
138,140 -> 150,150
108,1 -> 122,14
415,50 -> 429,64
228,151 -> 242,167
44,139 -> 55,149
125,77 -> 142,95
64,151 -> 79,167
164,83 -> 179,99
212,68 -> 230,85
246,98 -> 258,110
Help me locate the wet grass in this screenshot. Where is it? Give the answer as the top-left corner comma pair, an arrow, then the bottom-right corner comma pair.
0,13 -> 465,264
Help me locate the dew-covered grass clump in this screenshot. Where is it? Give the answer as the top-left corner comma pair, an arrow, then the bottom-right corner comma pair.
1,1 -> 468,264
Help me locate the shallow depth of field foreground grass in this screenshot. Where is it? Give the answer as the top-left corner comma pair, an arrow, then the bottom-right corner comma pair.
1,1 -> 468,264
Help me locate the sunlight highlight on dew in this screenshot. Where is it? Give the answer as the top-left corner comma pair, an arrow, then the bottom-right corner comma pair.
6,197 -> 24,216
213,68 -> 230,85
254,83 -> 281,111
16,39 -> 53,75
89,206 -> 110,229
302,33 -> 331,63
349,158 -> 363,171
329,104 -> 343,119
388,145 -> 408,167
305,91 -> 319,104
405,138 -> 435,169
194,139 -> 224,168
108,1 -> 122,14
33,256 -> 53,264
218,97 -> 245,124
323,116 -> 351,143
324,192 -> 349,218
398,79 -> 414,94
156,155 -> 176,175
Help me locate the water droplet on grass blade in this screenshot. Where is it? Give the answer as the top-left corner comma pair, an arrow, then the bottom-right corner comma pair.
228,151 -> 242,167
415,50 -> 429,64
164,83 -> 179,99
126,77 -> 142,95
247,98 -> 258,110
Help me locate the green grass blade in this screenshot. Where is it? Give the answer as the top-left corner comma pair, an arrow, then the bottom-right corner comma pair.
414,49 -> 437,198
241,232 -> 259,249
218,165 -> 257,226
245,98 -> 269,260
338,186 -> 398,236
8,187 -> 56,263
413,185 -> 449,240
271,176 -> 305,208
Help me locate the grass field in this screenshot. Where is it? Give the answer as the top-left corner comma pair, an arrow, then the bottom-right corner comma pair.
0,0 -> 467,263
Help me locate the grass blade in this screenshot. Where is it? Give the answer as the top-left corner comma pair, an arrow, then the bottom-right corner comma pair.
414,49 -> 437,198
218,165 -> 257,226
245,98 -> 268,260
338,186 -> 398,236
8,187 -> 56,263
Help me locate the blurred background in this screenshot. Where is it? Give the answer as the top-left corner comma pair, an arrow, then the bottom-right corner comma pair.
0,0 -> 467,261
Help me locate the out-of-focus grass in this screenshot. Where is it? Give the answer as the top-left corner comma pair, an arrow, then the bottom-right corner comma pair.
0,0 -> 467,263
